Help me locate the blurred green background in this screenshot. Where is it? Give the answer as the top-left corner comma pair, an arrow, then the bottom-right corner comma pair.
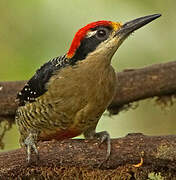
0,0 -> 175,152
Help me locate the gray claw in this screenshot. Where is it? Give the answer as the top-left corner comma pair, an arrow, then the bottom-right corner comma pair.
96,131 -> 111,160
24,132 -> 39,163
84,129 -> 111,167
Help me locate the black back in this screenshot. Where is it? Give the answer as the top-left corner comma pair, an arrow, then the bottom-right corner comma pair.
17,55 -> 70,106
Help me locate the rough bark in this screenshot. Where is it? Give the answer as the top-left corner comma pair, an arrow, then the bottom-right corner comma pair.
0,134 -> 176,179
108,60 -> 176,114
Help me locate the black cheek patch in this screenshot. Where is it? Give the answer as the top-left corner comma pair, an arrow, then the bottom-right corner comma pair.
70,33 -> 109,63
70,25 -> 113,63
71,36 -> 101,62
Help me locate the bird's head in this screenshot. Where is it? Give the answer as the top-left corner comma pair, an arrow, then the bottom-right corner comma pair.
66,14 -> 161,63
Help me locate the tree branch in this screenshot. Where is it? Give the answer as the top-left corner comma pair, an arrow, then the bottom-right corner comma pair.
0,61 -> 176,124
1,62 -> 176,178
108,60 -> 176,114
0,80 -> 25,122
0,134 -> 176,179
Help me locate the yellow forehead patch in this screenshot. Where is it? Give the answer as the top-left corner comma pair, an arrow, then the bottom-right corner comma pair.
111,22 -> 123,31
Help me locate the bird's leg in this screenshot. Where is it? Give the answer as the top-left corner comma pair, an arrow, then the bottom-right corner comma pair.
94,131 -> 111,160
24,132 -> 39,163
84,129 -> 111,161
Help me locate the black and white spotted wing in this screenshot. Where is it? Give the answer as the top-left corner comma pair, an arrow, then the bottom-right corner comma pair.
17,55 -> 70,106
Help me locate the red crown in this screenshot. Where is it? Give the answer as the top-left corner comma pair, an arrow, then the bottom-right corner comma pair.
67,21 -> 112,58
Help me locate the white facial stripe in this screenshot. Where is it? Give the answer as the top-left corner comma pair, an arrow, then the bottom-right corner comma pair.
86,30 -> 97,38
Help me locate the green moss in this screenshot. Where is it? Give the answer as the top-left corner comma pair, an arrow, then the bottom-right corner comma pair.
148,172 -> 164,180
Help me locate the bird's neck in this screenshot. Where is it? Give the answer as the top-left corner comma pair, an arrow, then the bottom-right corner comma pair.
83,52 -> 113,69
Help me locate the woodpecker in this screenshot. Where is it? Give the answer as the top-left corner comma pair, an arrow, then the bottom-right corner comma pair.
15,14 -> 161,163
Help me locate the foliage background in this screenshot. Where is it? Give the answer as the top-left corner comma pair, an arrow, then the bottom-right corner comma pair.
0,0 -> 175,151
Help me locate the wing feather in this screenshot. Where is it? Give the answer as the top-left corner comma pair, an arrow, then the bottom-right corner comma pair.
17,55 -> 69,106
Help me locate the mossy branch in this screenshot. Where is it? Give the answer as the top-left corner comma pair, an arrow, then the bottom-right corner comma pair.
0,134 -> 176,179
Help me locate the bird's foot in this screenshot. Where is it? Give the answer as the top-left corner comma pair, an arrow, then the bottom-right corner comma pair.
94,131 -> 111,161
24,132 -> 39,164
84,129 -> 111,167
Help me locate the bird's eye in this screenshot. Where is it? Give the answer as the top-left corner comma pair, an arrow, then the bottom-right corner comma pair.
96,28 -> 109,40
97,29 -> 106,37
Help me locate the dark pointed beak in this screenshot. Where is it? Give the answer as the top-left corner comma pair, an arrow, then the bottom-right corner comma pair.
116,14 -> 161,37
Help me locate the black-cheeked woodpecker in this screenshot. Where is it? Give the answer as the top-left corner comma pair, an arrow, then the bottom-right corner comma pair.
15,14 -> 161,163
